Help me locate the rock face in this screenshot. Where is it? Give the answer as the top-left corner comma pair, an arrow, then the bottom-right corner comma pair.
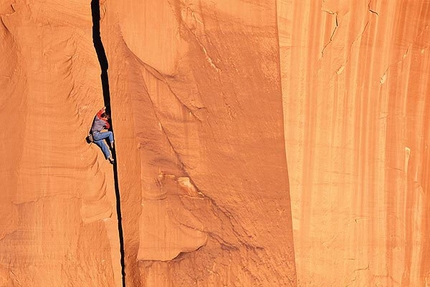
6,0 -> 429,286
102,0 -> 295,285
279,0 -> 430,286
0,1 -> 122,286
0,0 -> 295,286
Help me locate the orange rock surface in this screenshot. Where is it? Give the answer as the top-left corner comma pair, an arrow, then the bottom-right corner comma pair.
279,0 -> 430,286
0,1 -> 122,286
102,0 -> 295,285
0,0 -> 295,286
6,0 -> 430,286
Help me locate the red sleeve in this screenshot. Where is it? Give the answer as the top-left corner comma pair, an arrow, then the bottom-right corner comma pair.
96,108 -> 110,129
96,108 -> 104,119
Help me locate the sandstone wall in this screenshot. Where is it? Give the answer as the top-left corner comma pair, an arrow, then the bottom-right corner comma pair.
0,1 -> 122,286
0,0 -> 296,286
279,0 -> 430,286
102,0 -> 296,285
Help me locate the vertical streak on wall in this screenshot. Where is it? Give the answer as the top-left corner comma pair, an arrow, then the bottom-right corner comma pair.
279,0 -> 430,285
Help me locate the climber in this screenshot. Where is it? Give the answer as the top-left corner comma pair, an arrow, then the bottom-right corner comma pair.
91,107 -> 115,164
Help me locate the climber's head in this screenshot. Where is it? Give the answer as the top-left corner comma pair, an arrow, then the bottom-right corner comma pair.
101,112 -> 110,120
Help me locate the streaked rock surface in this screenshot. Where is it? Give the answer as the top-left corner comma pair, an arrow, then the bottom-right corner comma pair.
102,0 -> 295,285
0,1 -> 121,286
0,0 -> 295,286
279,0 -> 430,286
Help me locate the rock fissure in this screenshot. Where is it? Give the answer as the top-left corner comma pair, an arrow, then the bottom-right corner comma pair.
321,10 -> 338,56
91,1 -> 126,286
368,0 -> 379,16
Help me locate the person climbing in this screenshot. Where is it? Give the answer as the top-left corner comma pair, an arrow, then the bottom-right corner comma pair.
91,107 -> 115,163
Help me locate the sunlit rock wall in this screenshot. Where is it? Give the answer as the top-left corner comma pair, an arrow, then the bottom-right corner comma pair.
279,0 -> 430,286
0,0 -> 295,285
102,0 -> 296,286
0,1 -> 121,286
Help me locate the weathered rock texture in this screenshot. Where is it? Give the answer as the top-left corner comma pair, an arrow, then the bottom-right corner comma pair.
102,0 -> 295,285
279,0 -> 430,286
0,1 -> 122,286
0,0 -> 295,286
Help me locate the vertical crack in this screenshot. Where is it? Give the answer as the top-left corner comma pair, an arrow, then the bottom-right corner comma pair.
321,10 -> 339,56
91,1 -> 126,286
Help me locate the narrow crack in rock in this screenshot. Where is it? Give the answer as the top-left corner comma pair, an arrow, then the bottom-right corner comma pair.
368,0 -> 379,16
91,1 -> 126,286
321,10 -> 338,56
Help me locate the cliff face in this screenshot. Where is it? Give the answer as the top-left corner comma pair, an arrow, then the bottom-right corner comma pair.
0,0 -> 295,286
0,1 -> 122,286
279,0 -> 430,286
4,0 -> 429,286
101,0 -> 295,285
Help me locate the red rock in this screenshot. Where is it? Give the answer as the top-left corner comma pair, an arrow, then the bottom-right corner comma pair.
0,0 -> 295,286
279,0 -> 430,285
102,0 -> 295,285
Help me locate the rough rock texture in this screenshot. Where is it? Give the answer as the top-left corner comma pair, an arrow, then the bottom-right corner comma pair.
0,1 -> 122,286
0,0 -> 295,286
279,0 -> 430,286
102,0 -> 295,286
